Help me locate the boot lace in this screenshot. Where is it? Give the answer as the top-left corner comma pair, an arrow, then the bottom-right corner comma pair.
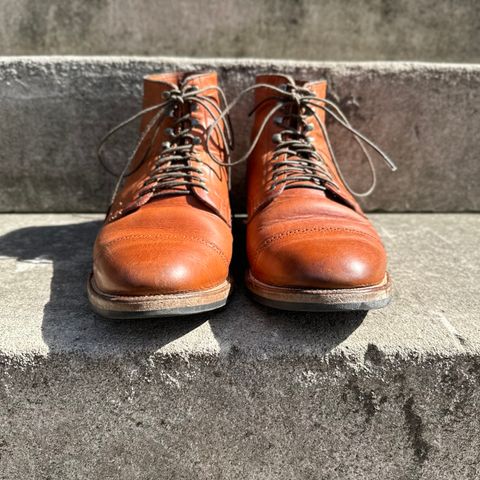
98,82 -> 233,203
206,77 -> 396,197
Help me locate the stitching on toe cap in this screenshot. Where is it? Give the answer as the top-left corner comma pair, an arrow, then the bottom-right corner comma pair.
95,232 -> 229,267
252,226 -> 381,269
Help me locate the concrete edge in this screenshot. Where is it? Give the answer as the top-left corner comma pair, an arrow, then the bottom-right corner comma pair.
1,56 -> 480,71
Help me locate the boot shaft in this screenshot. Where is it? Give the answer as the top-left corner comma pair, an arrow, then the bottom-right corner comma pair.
107,71 -> 231,225
247,74 -> 361,217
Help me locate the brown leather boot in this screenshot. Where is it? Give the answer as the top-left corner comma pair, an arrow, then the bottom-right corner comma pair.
88,72 -> 233,318
243,74 -> 396,311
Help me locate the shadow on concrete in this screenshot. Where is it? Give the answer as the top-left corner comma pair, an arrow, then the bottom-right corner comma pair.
0,218 -> 366,356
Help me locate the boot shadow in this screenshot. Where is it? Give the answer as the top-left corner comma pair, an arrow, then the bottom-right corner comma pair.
208,218 -> 367,355
0,216 -> 366,356
0,217 -> 206,355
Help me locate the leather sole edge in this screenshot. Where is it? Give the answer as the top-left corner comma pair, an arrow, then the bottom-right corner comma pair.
87,275 -> 232,319
245,271 -> 393,312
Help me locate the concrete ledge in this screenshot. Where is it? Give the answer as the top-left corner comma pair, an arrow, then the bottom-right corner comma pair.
1,0 -> 479,62
1,57 -> 480,213
0,213 -> 479,478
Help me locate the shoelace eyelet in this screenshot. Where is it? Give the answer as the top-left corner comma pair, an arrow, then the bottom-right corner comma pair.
272,133 -> 282,144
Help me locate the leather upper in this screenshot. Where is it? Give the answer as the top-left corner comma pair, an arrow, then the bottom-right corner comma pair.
93,71 -> 232,296
246,74 -> 387,289
107,71 -> 231,226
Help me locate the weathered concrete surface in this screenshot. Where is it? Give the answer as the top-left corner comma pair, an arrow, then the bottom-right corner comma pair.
1,0 -> 480,62
0,213 -> 479,479
1,57 -> 479,213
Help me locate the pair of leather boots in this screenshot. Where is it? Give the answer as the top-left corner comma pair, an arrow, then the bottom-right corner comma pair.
88,71 -> 396,319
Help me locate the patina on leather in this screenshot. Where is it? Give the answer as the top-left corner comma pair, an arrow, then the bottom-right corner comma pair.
91,72 -> 232,300
245,74 -> 395,293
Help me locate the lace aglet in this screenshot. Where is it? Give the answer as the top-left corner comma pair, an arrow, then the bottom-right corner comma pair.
382,153 -> 398,172
387,158 -> 398,172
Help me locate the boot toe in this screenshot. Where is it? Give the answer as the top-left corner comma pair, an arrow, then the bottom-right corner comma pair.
250,230 -> 386,289
93,234 -> 229,296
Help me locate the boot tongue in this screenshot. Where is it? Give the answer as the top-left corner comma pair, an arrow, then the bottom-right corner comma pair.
256,73 -> 294,85
181,71 -> 220,125
254,73 -> 295,104
142,71 -> 219,104
141,71 -> 219,130
141,73 -> 181,129
182,71 -> 218,90
254,75 -> 329,123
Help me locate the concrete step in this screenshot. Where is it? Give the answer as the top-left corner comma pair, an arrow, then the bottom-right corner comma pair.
1,0 -> 479,62
0,213 -> 479,478
1,57 -> 479,214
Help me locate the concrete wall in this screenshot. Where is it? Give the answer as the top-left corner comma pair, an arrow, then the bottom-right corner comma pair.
0,57 -> 479,213
1,0 -> 479,62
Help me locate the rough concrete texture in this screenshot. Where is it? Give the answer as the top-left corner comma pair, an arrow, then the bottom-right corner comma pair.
0,213 -> 479,478
0,57 -> 479,213
1,0 -> 480,62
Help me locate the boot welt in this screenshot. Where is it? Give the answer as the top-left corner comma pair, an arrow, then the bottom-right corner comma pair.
246,271 -> 392,312
87,275 -> 232,319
